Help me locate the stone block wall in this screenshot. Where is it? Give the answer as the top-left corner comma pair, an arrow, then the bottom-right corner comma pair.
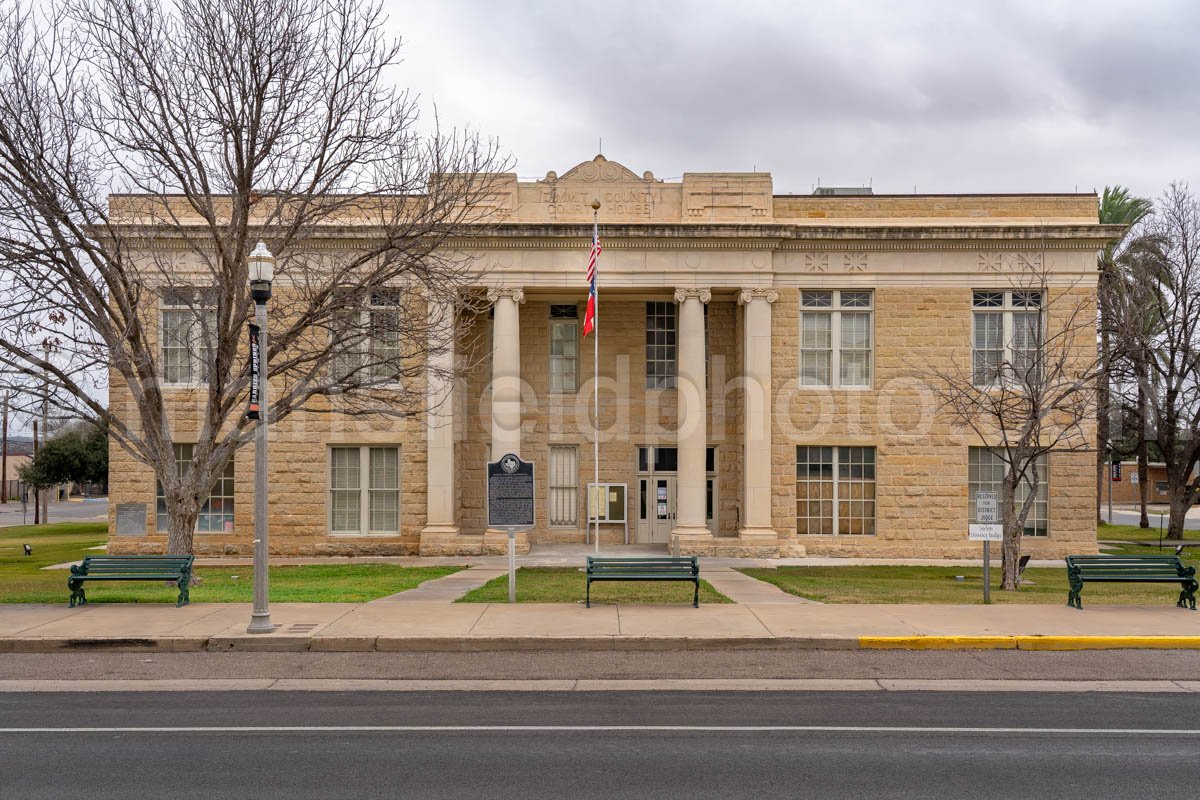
770,285 -> 1098,558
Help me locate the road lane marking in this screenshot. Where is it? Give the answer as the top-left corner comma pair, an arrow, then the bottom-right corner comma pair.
2,726 -> 1200,735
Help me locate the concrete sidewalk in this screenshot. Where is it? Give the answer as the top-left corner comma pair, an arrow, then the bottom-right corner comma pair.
2,600 -> 1198,653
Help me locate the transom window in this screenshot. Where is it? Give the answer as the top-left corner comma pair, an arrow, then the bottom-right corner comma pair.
795,446 -> 876,535
968,448 -> 1048,536
799,290 -> 872,388
329,446 -> 400,535
549,305 -> 578,393
155,444 -> 234,533
972,290 -> 1043,387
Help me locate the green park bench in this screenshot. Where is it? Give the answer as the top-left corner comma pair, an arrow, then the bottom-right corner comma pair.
68,555 -> 195,608
1065,554 -> 1197,610
586,556 -> 700,608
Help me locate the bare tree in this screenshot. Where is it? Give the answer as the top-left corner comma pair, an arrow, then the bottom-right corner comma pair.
920,255 -> 1099,589
1112,183 -> 1200,541
0,0 -> 507,555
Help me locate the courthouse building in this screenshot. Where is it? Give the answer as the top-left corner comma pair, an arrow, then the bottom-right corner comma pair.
108,155 -> 1117,558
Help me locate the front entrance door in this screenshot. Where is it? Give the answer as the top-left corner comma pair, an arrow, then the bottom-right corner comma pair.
637,476 -> 676,544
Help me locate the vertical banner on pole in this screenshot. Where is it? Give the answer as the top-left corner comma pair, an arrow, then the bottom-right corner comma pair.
246,323 -> 261,420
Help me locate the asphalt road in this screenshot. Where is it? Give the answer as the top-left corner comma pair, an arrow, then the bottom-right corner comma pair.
1102,506 -> 1200,531
2,689 -> 1197,799
0,497 -> 108,527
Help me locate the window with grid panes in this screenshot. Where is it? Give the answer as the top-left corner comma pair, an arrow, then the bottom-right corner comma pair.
795,446 -> 876,535
330,289 -> 405,386
155,444 -> 234,532
329,446 -> 400,534
799,291 -> 872,388
549,305 -> 578,393
548,445 -> 578,526
968,448 -> 1048,536
159,291 -> 216,385
367,289 -> 404,384
645,302 -> 676,389
972,290 -> 1043,387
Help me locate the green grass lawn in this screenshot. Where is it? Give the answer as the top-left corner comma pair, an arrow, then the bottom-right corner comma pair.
740,562 -> 1198,605
458,566 -> 732,604
1099,520 -> 1200,545
0,521 -> 460,603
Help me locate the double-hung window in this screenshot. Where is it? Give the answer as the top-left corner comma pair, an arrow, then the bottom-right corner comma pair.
549,305 -> 579,393
332,288 -> 405,386
799,290 -> 872,388
155,444 -> 234,533
972,290 -> 1042,387
160,290 -> 215,385
329,446 -> 401,534
968,447 -> 1048,536
367,289 -> 404,384
796,446 -> 876,535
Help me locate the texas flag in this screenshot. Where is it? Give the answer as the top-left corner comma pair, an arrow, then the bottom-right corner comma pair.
583,230 -> 600,336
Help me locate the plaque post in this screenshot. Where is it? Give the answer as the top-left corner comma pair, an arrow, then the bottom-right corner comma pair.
507,527 -> 517,603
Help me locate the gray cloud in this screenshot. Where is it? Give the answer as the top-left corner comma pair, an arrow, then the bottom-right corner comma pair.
386,0 -> 1200,198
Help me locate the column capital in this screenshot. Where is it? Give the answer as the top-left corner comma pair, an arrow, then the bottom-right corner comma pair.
673,287 -> 712,304
487,286 -> 525,304
738,288 -> 779,305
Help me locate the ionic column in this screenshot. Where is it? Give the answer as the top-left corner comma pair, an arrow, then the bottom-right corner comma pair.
673,288 -> 712,542
738,288 -> 778,540
488,287 -> 524,459
421,298 -> 458,536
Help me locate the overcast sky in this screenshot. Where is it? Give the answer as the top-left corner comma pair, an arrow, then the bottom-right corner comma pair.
386,0 -> 1199,198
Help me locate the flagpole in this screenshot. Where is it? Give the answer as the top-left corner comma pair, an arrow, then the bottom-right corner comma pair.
591,200 -> 601,554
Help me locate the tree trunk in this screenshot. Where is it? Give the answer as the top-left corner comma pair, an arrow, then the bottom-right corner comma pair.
1137,378 -> 1150,528
1166,480 -> 1190,541
165,495 -> 199,556
1000,473 -> 1022,590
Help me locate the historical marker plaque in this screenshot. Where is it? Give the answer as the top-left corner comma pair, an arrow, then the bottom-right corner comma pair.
487,453 -> 535,529
115,503 -> 147,536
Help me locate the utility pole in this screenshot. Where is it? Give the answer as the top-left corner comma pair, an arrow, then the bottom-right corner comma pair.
32,419 -> 39,524
1,392 -> 8,504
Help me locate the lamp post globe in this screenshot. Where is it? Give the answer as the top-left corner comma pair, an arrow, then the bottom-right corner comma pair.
246,239 -> 276,634
248,241 -> 275,302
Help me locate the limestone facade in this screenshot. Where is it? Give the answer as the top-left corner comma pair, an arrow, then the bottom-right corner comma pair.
106,156 -> 1117,558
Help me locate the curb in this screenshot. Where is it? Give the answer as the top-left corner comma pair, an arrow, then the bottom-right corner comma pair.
858,636 -> 1200,651
4,634 -> 1200,653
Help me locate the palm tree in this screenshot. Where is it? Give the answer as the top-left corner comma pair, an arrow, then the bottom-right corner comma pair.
1096,186 -> 1154,525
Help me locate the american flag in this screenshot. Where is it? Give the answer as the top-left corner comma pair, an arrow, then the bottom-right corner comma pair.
582,229 -> 601,336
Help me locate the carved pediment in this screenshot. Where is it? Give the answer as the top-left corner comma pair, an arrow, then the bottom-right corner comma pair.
540,154 -> 660,185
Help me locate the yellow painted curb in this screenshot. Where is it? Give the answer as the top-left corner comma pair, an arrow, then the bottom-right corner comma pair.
1016,636 -> 1200,651
858,636 -> 1017,650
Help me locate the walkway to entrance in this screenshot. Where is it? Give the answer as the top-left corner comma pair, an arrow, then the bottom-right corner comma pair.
368,545 -> 813,605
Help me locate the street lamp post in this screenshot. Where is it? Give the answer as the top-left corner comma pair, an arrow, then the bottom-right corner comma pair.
246,241 -> 276,634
